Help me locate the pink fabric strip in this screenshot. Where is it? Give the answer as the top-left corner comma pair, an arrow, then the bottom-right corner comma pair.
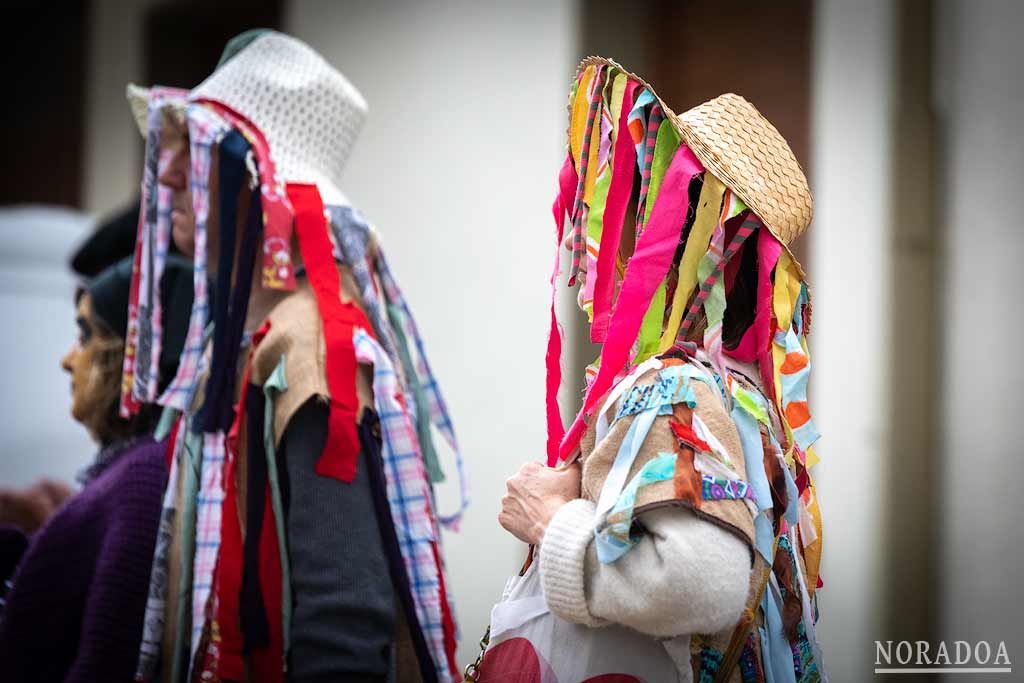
546,155 -> 579,464
590,80 -> 641,344
558,145 -> 705,463
726,229 -> 782,400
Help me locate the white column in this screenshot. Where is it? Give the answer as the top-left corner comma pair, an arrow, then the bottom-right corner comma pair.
934,0 -> 1024,656
810,0 -> 895,678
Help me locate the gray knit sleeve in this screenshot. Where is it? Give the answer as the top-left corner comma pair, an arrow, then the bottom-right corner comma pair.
282,399 -> 395,682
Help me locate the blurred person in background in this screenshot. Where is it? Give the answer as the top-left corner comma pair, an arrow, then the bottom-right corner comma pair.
125,30 -> 467,683
488,58 -> 825,682
0,242 -> 193,681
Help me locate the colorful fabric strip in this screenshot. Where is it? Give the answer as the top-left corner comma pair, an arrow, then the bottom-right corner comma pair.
198,130 -> 254,433
326,205 -> 399,365
546,155 -> 577,464
132,140 -> 175,405
634,119 -> 680,363
158,105 -> 229,410
121,86 -> 188,416
635,102 -> 664,234
590,78 -> 641,343
189,431 -> 225,665
353,328 -> 456,680
195,98 -> 298,291
594,356 -> 663,444
288,183 -> 370,483
657,173 -> 725,352
597,451 -> 677,563
690,196 -> 754,378
771,256 -> 821,459
376,249 -> 470,529
730,383 -> 776,562
134,419 -> 181,681
727,229 -> 783,404
701,474 -> 754,501
558,145 -> 705,463
593,364 -> 710,542
568,65 -> 605,285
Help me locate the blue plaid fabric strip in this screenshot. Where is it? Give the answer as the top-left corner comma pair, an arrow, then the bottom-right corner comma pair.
353,328 -> 455,676
135,416 -> 183,681
326,205 -> 399,362
158,105 -> 229,410
375,250 -> 469,528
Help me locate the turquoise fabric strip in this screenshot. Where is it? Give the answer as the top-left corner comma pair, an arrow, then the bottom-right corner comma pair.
171,424 -> 202,683
386,303 -> 444,483
762,574 -> 799,683
594,363 -> 715,561
596,451 -> 678,563
263,356 -> 292,655
731,387 -> 775,562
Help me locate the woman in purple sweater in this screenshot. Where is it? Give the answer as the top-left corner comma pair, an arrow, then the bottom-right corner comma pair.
0,255 -> 192,682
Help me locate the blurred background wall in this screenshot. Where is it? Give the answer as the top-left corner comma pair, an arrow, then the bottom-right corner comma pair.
1,1 -> 1022,680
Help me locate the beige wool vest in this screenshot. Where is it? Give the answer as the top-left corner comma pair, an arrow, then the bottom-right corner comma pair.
577,356 -> 777,682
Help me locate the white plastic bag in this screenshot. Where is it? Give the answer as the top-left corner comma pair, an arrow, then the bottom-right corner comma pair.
477,558 -> 686,682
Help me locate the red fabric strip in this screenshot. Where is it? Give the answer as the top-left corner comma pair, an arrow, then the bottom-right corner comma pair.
217,436 -> 245,680
545,155 -> 578,465
590,80 -> 641,343
197,97 -> 297,291
559,146 -> 704,463
165,416 -> 181,470
431,541 -> 459,679
249,485 -> 284,682
725,229 -> 782,401
287,183 -> 373,483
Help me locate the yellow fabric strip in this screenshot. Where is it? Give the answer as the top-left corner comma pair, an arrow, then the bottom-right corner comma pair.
771,251 -> 802,334
657,174 -> 727,352
570,66 -> 596,168
609,72 -> 627,147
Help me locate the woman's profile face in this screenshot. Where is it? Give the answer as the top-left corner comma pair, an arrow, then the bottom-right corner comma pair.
60,293 -> 110,428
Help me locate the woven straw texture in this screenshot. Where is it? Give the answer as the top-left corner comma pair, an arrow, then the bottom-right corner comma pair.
577,56 -> 812,252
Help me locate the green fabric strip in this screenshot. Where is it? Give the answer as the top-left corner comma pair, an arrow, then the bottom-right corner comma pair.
642,119 -> 681,226
263,355 -> 293,655
635,282 -> 667,362
386,303 -> 445,483
154,405 -> 180,441
171,424 -> 202,683
635,120 -> 681,361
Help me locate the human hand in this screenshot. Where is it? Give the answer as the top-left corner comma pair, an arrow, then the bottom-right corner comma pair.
499,461 -> 581,545
0,479 -> 74,533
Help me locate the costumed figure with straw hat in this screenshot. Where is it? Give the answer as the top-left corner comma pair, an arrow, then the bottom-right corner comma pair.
124,30 -> 468,683
485,57 -> 826,683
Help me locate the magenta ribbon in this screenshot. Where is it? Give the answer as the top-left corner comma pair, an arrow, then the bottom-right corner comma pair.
546,155 -> 579,464
590,80 -> 641,344
557,145 -> 705,464
726,229 -> 783,401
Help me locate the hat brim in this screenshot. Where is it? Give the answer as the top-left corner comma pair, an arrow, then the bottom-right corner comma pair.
125,84 -> 187,139
575,56 -> 811,278
125,84 -> 351,208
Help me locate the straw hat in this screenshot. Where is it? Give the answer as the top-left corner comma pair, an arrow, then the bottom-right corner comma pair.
577,56 -> 812,261
126,31 -> 367,207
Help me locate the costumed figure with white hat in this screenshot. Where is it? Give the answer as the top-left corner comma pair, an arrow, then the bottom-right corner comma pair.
124,30 -> 468,683
487,58 -> 826,682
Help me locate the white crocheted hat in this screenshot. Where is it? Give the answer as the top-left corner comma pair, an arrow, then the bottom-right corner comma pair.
127,31 -> 367,207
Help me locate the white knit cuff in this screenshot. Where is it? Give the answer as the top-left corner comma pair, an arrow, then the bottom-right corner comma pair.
539,498 -> 606,628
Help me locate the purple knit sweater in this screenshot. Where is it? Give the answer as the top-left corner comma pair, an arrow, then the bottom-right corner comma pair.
0,438 -> 167,682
